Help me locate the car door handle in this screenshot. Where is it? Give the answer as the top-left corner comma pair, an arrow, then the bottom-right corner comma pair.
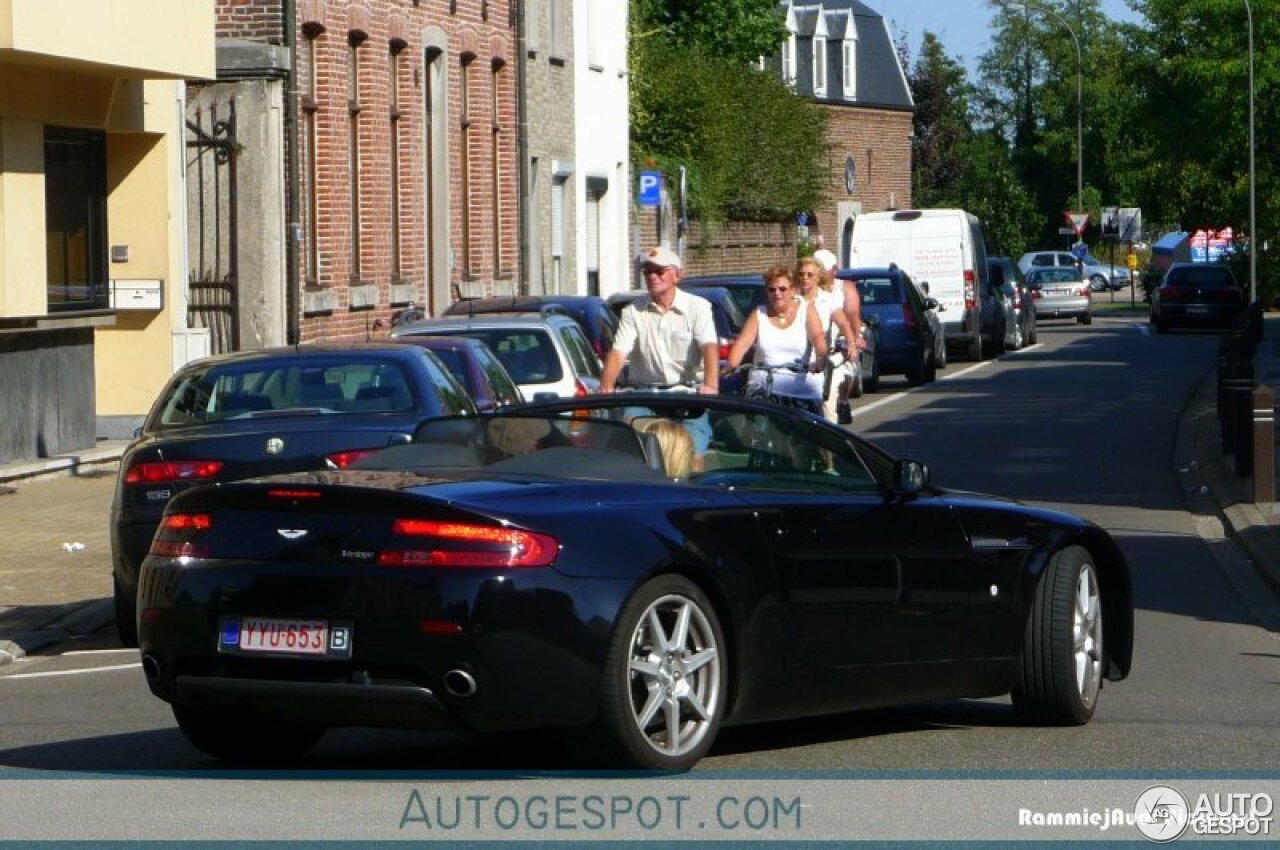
970,536 -> 1030,551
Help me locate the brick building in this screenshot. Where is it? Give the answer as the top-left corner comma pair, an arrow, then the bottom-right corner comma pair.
199,0 -> 519,349
781,0 -> 914,266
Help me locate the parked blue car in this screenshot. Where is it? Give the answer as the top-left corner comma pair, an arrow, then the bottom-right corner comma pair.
837,266 -> 946,386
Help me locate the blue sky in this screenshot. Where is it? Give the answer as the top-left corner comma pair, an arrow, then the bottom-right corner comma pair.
862,0 -> 1142,75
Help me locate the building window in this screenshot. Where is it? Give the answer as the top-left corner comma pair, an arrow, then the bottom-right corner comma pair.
842,39 -> 857,100
460,54 -> 474,279
348,31 -> 367,281
550,176 -> 566,293
44,128 -> 107,312
781,34 -> 796,84
549,0 -> 566,58
491,61 -> 503,278
301,30 -> 322,284
390,42 -> 405,280
813,36 -> 826,95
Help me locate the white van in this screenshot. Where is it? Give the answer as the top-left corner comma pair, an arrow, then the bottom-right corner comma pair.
851,209 -> 998,360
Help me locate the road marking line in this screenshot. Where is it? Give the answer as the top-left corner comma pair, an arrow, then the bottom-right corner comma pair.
940,362 -> 990,380
848,351 -> 1012,419
1,662 -> 141,680
849,391 -> 908,418
62,648 -> 139,657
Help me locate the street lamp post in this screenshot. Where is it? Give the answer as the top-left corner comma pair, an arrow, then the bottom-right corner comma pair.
1245,0 -> 1256,302
1007,3 -> 1083,214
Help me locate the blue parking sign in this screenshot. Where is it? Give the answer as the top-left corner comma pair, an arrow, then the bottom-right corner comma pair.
638,171 -> 661,207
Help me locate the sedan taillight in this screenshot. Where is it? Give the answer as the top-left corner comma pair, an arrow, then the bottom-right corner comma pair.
326,448 -> 381,469
125,460 -> 223,484
150,512 -> 212,559
378,519 -> 559,568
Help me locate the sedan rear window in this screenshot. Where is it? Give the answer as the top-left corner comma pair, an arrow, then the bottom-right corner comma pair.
851,277 -> 902,304
445,329 -> 564,385
155,359 -> 416,426
1167,266 -> 1236,288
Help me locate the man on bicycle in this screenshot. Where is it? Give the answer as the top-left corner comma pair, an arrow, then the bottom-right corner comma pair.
600,245 -> 718,469
600,246 -> 720,396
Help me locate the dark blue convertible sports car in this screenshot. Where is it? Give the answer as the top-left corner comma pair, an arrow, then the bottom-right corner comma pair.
112,344 -> 475,647
137,394 -> 1133,770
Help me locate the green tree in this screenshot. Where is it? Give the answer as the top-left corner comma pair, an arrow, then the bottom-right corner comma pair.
632,0 -> 786,64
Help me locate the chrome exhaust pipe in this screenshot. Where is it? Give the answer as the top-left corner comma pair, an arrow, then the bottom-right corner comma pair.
442,668 -> 477,698
141,654 -> 162,682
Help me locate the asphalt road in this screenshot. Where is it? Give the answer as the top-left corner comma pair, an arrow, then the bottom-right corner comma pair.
2,314 -> 1277,777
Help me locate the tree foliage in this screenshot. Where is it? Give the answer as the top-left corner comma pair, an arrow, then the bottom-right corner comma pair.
629,0 -> 826,222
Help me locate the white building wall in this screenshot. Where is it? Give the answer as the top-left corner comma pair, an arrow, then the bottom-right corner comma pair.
572,0 -> 629,297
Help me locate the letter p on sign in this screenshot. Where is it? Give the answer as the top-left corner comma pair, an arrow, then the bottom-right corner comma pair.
638,171 -> 661,207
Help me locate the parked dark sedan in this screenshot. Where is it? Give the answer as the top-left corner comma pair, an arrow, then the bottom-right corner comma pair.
838,266 -> 947,386
137,394 -> 1132,770
680,274 -> 765,315
1150,262 -> 1246,333
989,257 -> 1038,350
444,295 -> 619,361
391,336 -> 523,411
111,344 -> 476,646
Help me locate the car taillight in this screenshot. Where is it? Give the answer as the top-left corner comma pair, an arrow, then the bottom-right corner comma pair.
1076,286 -> 1090,298
718,339 -> 733,361
378,519 -> 558,568
902,302 -> 919,335
1160,285 -> 1186,302
1029,288 -> 1043,299
1012,290 -> 1022,308
963,270 -> 976,312
150,512 -> 212,559
573,378 -> 590,398
125,460 -> 223,484
326,448 -> 381,469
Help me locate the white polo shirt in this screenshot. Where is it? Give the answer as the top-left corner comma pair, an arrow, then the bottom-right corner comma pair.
612,288 -> 719,386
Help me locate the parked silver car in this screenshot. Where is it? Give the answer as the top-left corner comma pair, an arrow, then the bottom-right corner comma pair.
989,257 -> 1038,349
1025,267 -> 1092,324
1018,250 -> 1128,291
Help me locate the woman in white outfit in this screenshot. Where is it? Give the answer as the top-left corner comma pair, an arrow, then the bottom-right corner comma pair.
796,255 -> 859,424
724,264 -> 828,415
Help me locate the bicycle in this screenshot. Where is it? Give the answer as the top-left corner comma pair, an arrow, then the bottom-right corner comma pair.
725,359 -> 823,416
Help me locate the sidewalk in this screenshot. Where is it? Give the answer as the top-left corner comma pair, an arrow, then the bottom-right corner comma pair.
2,318 -> 1279,665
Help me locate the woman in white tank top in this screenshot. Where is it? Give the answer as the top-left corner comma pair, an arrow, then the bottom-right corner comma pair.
724,264 -> 828,414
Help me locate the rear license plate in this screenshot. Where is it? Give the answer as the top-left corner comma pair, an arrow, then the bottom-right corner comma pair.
1047,288 -> 1070,297
218,617 -> 353,658
1186,306 -> 1209,315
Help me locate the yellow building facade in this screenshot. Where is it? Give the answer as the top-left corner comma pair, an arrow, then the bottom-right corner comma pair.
0,0 -> 213,461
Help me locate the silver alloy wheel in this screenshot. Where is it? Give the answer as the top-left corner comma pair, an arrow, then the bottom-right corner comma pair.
1074,564 -> 1103,709
626,593 -> 722,758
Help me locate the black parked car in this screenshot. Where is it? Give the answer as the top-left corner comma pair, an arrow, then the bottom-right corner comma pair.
137,394 -> 1133,770
989,257 -> 1038,350
392,336 -> 524,411
1149,262 -> 1246,333
111,344 -> 476,646
681,274 -> 765,315
444,295 -> 619,361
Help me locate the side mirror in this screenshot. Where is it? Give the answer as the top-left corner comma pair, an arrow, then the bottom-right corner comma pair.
890,459 -> 929,497
924,297 -> 939,311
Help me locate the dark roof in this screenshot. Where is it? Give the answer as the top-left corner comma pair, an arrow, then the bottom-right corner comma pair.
785,1 -> 913,110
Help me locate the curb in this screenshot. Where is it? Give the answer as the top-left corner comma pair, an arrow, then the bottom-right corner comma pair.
0,443 -> 126,486
0,598 -> 115,666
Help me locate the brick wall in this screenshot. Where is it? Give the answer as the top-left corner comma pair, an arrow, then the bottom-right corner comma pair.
214,0 -> 520,343
814,104 -> 913,240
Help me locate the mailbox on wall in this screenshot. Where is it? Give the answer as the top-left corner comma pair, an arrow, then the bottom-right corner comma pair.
109,279 -> 163,311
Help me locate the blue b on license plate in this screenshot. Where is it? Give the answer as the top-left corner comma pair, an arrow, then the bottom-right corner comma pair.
219,617 -> 352,658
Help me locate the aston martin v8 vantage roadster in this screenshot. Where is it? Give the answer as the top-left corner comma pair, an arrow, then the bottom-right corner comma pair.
137,394 -> 1133,770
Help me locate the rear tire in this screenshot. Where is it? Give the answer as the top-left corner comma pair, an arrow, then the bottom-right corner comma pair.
1011,545 -> 1103,726
967,334 -> 983,361
1078,313 -> 1092,325
113,576 -> 138,648
591,575 -> 726,771
905,354 -> 926,386
173,703 -> 324,763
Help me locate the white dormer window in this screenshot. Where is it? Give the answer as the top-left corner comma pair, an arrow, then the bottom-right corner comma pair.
842,39 -> 857,100
813,36 -> 827,94
781,33 -> 796,85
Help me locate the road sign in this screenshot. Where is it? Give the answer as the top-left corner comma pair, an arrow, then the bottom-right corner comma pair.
1101,206 -> 1120,238
1058,227 -> 1077,236
1071,242 -> 1088,260
637,171 -> 662,207
1066,212 -> 1090,235
1117,207 -> 1142,242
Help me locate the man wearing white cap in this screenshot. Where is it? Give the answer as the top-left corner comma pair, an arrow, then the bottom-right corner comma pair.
600,246 -> 719,396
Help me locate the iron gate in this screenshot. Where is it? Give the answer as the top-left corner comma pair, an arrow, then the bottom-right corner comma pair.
186,99 -> 239,354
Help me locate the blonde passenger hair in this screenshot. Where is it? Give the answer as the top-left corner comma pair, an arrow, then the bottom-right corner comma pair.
635,418 -> 694,479
796,256 -> 834,292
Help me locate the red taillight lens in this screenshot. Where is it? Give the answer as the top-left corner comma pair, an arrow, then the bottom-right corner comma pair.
963,270 -> 976,311
573,378 -> 590,398
901,302 -> 919,335
1076,286 -> 1090,298
326,448 -> 381,469
125,460 -> 223,484
378,519 -> 559,568
718,339 -> 733,361
1160,285 -> 1186,302
150,512 -> 212,558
